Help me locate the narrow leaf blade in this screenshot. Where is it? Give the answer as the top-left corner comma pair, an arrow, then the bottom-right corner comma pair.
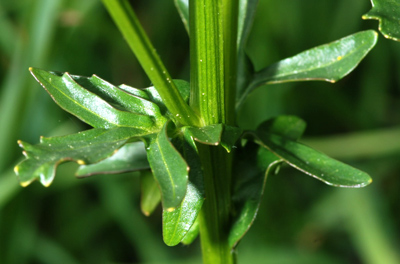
363,0 -> 400,41
253,132 -> 372,187
147,121 -> 189,210
30,68 -> 157,130
239,30 -> 378,107
72,74 -> 165,120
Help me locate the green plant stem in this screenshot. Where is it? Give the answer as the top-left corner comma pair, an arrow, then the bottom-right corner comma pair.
189,0 -> 238,126
102,0 -> 200,127
197,146 -> 235,264
189,0 -> 238,263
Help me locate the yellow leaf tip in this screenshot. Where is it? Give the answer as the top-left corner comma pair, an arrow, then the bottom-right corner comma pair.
20,181 -> 31,187
166,207 -> 175,212
76,160 -> 86,165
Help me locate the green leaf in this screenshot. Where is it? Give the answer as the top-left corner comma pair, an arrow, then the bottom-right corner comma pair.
163,181 -> 204,246
141,79 -> 191,120
237,0 -> 258,50
252,131 -> 373,187
257,115 -> 306,141
181,218 -> 200,245
182,124 -> 224,146
174,0 -> 189,33
76,141 -> 149,177
30,68 -> 157,131
182,124 -> 242,153
237,30 -> 378,108
229,142 -> 282,248
363,0 -> 400,41
140,170 -> 161,216
15,127 -> 148,187
71,74 -> 165,119
146,121 -> 189,210
221,125 -> 243,152
162,130 -> 205,246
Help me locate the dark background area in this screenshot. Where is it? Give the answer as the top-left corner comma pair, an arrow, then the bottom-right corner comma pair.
1,0 -> 399,263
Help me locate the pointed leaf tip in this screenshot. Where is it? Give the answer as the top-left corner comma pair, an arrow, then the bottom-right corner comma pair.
254,132 -> 372,188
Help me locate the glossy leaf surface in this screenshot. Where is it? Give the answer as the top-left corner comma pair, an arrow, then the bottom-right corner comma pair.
253,132 -> 372,187
163,181 -> 204,246
363,0 -> 400,41
230,142 -> 281,248
30,68 -> 157,130
140,170 -> 161,216
163,131 -> 204,246
181,218 -> 200,245
71,74 -> 163,119
76,141 -> 149,177
238,30 -> 378,107
15,127 -> 147,187
147,121 -> 189,210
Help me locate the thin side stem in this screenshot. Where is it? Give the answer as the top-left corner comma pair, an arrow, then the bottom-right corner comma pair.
102,0 -> 201,127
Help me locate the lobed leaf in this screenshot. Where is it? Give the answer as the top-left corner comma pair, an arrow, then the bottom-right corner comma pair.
363,0 -> 400,41
237,30 -> 378,108
252,131 -> 372,187
140,170 -> 162,216
15,127 -> 148,187
76,141 -> 149,177
30,68 -> 158,130
230,142 -> 282,248
146,121 -> 189,210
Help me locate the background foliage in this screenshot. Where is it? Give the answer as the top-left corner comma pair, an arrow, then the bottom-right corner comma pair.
1,0 -> 400,263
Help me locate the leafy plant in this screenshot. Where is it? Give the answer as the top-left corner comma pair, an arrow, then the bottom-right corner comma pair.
13,0 -> 400,263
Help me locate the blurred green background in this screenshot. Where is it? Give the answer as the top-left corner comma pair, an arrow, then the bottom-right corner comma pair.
1,0 -> 400,263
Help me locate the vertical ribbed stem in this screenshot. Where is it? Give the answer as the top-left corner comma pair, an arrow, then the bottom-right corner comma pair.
189,0 -> 238,263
